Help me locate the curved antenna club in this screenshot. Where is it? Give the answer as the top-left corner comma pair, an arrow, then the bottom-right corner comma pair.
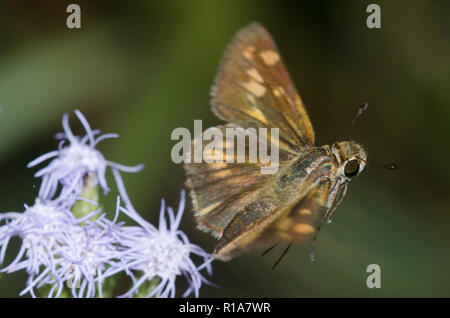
348,102 -> 369,140
356,156 -> 398,170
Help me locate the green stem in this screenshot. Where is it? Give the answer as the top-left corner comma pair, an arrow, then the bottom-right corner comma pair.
72,174 -> 100,220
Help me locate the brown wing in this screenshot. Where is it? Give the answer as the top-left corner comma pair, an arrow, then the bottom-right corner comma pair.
212,22 -> 315,153
184,125 -> 295,238
255,180 -> 333,245
213,176 -> 335,261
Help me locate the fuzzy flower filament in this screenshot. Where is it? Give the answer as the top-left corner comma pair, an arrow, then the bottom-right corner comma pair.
111,170 -> 214,298
27,110 -> 144,201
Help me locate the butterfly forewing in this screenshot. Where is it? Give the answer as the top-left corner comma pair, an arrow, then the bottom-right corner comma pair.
212,22 -> 315,153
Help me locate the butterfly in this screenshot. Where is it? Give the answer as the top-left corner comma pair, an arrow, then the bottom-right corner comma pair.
184,22 -> 369,264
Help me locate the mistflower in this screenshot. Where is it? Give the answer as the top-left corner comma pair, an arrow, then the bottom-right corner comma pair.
111,169 -> 214,298
0,200 -> 75,277
27,110 -> 144,201
0,110 -> 215,298
0,199 -> 124,298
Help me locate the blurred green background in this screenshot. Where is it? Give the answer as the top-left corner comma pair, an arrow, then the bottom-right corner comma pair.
0,0 -> 449,297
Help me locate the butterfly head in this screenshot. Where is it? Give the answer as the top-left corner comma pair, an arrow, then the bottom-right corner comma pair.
331,141 -> 367,180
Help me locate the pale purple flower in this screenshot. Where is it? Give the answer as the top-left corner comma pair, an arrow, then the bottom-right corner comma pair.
27,110 -> 144,201
0,200 -> 75,276
0,110 -> 215,298
111,169 -> 214,298
0,199 -> 124,298
34,212 -> 125,298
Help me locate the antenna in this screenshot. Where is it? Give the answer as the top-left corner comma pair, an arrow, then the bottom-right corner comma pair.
356,156 -> 398,170
348,102 -> 368,140
373,163 -> 398,170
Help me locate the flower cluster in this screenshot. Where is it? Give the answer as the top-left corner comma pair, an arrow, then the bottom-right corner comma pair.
0,110 -> 213,297
27,110 -> 143,201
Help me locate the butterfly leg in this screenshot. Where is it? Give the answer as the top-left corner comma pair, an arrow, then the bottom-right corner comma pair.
272,242 -> 293,270
326,183 -> 348,224
309,178 -> 341,262
309,215 -> 328,262
261,243 -> 278,257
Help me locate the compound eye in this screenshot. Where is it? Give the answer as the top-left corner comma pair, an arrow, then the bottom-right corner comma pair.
344,160 -> 360,177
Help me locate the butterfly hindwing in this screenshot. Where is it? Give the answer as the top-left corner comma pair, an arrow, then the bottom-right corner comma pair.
212,22 -> 315,153
256,179 -> 332,245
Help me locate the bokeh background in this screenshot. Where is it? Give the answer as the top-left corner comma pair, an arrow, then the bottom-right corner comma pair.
0,0 -> 449,297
